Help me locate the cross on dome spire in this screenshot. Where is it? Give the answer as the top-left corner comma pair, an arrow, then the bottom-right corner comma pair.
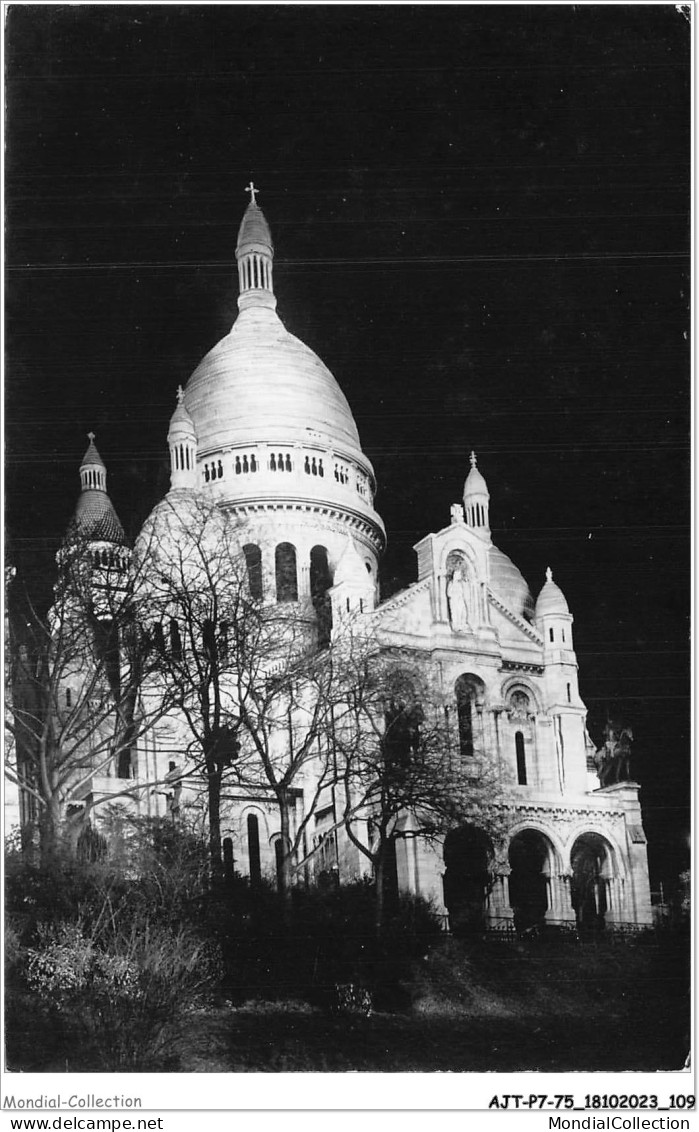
470,451 -> 477,468
176,385 -> 185,404
87,431 -> 95,442
236,187 -> 276,312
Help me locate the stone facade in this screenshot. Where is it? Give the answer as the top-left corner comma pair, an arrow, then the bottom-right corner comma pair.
51,193 -> 652,929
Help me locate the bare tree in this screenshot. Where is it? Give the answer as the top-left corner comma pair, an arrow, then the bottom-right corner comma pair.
5,540 -> 172,867
332,639 -> 497,935
133,496 -> 257,885
135,495 -> 344,897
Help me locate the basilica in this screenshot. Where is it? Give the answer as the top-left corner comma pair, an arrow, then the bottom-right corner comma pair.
56,191 -> 652,930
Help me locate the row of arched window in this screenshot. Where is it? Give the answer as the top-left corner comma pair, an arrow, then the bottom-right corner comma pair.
235,454 -> 258,474
82,468 -> 105,490
465,502 -> 487,527
204,461 -> 223,482
150,617 -> 230,663
239,254 -> 272,292
241,542 -> 333,614
198,450 -> 372,502
172,444 -> 193,472
92,548 -> 125,569
304,455 -> 324,476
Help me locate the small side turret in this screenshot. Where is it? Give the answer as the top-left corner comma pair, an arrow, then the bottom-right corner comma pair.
329,534 -> 376,635
167,386 -> 198,491
463,451 -> 490,539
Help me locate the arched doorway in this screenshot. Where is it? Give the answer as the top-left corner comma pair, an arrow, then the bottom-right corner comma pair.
570,833 -> 611,932
443,825 -> 493,935
508,830 -> 551,932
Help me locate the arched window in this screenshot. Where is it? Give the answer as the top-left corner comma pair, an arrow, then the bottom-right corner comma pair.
275,542 -> 298,602
549,628 -> 554,643
455,675 -> 479,758
153,622 -> 166,654
202,618 -> 217,662
66,688 -> 72,708
515,731 -> 527,785
274,839 -> 284,892
310,545 -> 332,643
243,543 -> 263,600
169,619 -> 182,661
247,814 -> 261,887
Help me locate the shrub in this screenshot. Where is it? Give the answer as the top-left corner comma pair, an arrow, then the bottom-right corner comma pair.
20,916 -> 220,1071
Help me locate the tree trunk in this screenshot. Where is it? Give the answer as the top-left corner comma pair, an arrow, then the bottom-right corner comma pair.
207,757 -> 224,889
39,795 -> 81,871
277,792 -> 293,905
374,843 -> 386,939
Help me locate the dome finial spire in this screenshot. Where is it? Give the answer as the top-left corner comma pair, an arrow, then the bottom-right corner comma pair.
176,384 -> 185,405
470,450 -> 477,468
546,566 -> 553,583
87,430 -> 95,443
245,181 -> 259,206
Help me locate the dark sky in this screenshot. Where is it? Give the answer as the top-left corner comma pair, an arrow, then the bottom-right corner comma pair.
5,4 -> 691,888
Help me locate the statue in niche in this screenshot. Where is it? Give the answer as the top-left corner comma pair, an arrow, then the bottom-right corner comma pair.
508,691 -> 531,721
450,503 -> 465,525
593,721 -> 633,787
447,567 -> 469,632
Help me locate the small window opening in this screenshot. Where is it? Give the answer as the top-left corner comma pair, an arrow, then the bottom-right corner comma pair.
549,628 -> 554,643
275,542 -> 298,602
170,619 -> 182,661
515,731 -> 527,785
66,688 -> 72,708
243,544 -> 263,600
566,683 -> 572,704
248,814 -> 261,886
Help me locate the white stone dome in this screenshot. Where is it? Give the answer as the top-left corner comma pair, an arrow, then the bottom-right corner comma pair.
185,306 -> 365,463
489,545 -> 535,622
535,568 -> 570,618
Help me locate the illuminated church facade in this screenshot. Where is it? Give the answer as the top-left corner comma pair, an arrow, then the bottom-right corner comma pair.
58,190 -> 653,930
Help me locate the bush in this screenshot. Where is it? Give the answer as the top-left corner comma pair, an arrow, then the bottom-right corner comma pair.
4,820 -> 218,1071
208,879 -> 442,1009
17,915 -> 220,1070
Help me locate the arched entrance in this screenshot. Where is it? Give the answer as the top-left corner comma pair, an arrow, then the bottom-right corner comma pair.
443,825 -> 493,935
570,833 -> 612,932
508,830 -> 551,932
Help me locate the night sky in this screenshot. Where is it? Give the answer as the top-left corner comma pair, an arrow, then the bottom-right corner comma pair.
5,4 -> 691,889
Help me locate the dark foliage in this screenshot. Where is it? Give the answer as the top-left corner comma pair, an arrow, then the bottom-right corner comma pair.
204,878 -> 442,1010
